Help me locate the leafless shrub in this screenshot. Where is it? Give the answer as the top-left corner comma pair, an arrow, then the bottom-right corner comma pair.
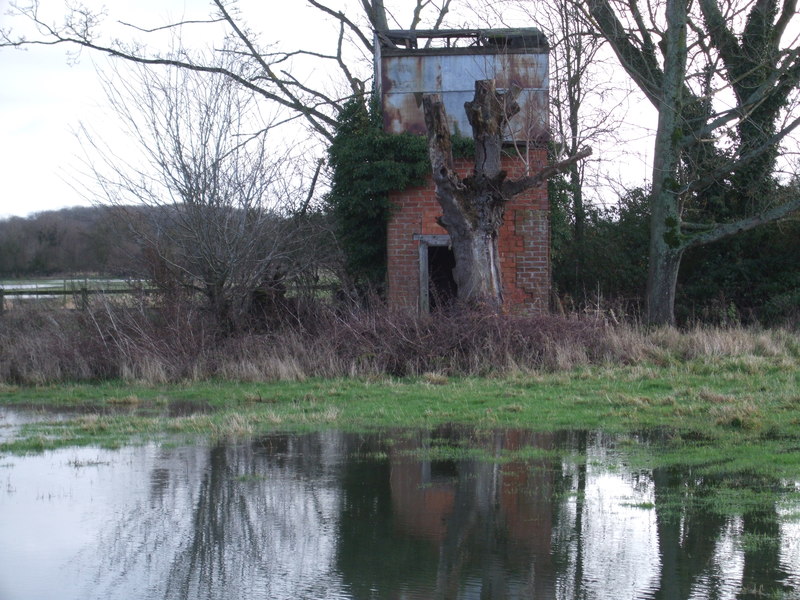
1,297 -> 799,385
0,306 -> 116,384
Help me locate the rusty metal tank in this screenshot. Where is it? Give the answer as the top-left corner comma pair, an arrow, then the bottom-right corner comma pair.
376,29 -> 549,144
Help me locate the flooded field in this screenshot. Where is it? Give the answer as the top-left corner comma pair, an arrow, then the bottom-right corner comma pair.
0,411 -> 799,599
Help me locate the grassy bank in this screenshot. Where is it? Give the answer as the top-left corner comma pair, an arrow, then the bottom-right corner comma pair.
2,351 -> 799,480
2,301 -> 800,483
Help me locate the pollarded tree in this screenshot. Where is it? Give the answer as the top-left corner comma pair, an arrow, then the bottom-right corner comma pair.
580,0 -> 800,325
423,80 -> 590,309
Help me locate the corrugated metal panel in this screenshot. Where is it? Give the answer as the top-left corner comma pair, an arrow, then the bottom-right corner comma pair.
379,39 -> 548,143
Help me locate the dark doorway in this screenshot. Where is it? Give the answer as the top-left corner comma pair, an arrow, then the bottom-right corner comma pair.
427,245 -> 457,310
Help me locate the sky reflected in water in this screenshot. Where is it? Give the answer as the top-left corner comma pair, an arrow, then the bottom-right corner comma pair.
0,424 -> 798,599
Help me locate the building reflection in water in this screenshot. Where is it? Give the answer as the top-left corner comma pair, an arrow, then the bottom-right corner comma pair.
383,427 -> 557,598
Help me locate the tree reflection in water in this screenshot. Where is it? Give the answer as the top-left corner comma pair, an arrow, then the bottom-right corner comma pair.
86,433 -> 349,599
4,427 -> 797,600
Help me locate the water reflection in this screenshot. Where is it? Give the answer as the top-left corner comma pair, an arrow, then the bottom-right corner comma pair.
0,427 -> 798,600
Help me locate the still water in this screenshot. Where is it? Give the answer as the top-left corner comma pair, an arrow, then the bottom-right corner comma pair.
0,422 -> 799,599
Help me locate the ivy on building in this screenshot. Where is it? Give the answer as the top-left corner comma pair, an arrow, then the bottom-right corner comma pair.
326,97 -> 473,291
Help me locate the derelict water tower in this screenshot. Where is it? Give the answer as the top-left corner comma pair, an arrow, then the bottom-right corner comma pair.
376,28 -> 551,313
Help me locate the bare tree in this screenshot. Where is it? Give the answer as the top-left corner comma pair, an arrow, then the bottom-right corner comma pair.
547,0 -> 600,257
484,0 -> 626,287
423,80 -> 590,308
81,54 -> 305,329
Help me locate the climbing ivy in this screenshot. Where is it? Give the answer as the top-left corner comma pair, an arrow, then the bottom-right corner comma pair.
327,99 -> 428,289
326,98 -> 473,290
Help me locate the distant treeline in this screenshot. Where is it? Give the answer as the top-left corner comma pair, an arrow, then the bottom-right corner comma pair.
0,206 -> 143,277
3,198 -> 800,325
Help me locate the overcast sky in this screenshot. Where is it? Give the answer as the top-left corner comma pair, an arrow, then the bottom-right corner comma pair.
0,14 -> 99,218
0,0 -> 351,219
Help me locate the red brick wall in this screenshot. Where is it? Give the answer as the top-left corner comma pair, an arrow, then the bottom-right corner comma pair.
387,150 -> 550,313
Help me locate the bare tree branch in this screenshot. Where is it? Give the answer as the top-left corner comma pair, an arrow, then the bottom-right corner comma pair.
584,0 -> 664,107
502,147 -> 593,197
1,13 -> 340,141
211,0 -> 338,140
308,0 -> 375,52
118,19 -> 225,33
335,21 -> 366,97
686,113 -> 800,194
683,194 -> 800,250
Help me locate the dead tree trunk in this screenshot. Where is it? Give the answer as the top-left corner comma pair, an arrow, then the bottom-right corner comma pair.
423,79 -> 590,310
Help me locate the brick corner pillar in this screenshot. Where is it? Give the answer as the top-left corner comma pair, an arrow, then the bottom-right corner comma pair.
386,188 -> 422,313
499,150 -> 551,314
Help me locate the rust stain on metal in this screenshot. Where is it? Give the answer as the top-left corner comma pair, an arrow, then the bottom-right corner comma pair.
384,91 -> 428,135
378,29 -> 549,143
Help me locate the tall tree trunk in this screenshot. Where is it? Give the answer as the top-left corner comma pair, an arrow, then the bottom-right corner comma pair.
366,0 -> 389,31
566,45 -> 585,287
449,229 -> 504,308
569,162 -> 585,288
645,0 -> 687,326
645,245 -> 684,326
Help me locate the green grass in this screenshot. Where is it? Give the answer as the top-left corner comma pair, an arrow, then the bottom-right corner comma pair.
1,356 -> 800,482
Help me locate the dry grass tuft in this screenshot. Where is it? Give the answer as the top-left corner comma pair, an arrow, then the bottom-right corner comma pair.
209,413 -> 255,438
697,389 -> 737,404
106,395 -> 143,406
421,372 -> 449,385
709,400 -> 762,430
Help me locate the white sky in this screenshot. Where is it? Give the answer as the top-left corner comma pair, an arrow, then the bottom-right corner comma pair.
0,19 -> 99,218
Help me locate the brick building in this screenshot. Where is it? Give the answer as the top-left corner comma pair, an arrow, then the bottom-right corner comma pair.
376,29 -> 551,314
